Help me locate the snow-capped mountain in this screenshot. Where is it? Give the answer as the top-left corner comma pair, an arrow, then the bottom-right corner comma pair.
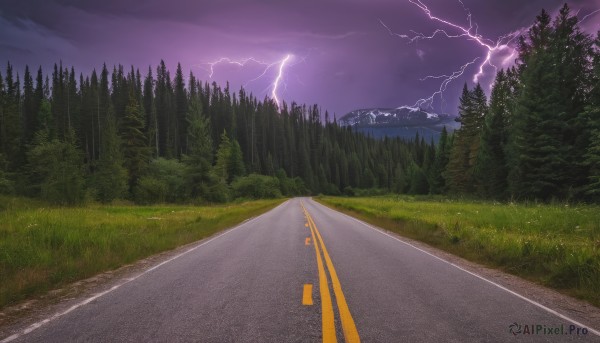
340,106 -> 445,126
339,106 -> 459,141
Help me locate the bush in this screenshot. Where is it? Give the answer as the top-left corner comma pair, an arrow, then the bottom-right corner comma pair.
323,183 -> 341,196
232,174 -> 282,199
146,158 -> 188,202
343,186 -> 355,197
290,177 -> 309,196
0,156 -> 14,195
134,176 -> 168,204
206,178 -> 231,203
27,133 -> 86,205
93,159 -> 128,204
275,169 -> 309,196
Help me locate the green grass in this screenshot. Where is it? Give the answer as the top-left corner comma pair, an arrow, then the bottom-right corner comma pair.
0,196 -> 285,309
317,195 -> 600,307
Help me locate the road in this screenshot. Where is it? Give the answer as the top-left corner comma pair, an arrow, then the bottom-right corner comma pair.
2,198 -> 599,342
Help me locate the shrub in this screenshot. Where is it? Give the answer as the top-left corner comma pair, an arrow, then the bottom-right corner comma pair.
134,176 -> 168,204
146,158 -> 188,202
0,154 -> 14,195
275,169 -> 309,196
323,183 -> 341,196
232,174 -> 282,199
27,133 -> 86,205
207,178 -> 231,203
343,186 -> 355,197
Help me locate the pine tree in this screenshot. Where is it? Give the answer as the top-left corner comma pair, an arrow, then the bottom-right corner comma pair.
34,66 -> 44,121
183,97 -> 213,198
66,67 -> 78,134
228,139 -> 246,182
174,63 -> 188,156
407,162 -> 428,194
112,65 -> 128,121
476,70 -> 511,198
99,64 -> 110,142
206,130 -> 232,202
508,6 -> 592,200
551,5 -> 593,194
361,167 -> 376,189
391,163 -> 406,193
121,91 -> 150,189
585,129 -> 600,197
469,83 -> 487,165
143,67 -> 158,157
583,33 -> 600,198
0,70 -> 5,163
23,65 -> 37,143
1,63 -> 23,170
155,60 -> 171,157
429,126 -> 449,194
509,13 -> 557,199
446,84 -> 485,194
37,99 -> 53,134
94,104 -> 128,203
214,130 -> 232,182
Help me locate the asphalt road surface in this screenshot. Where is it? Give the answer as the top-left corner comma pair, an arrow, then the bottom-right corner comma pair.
3,198 -> 599,342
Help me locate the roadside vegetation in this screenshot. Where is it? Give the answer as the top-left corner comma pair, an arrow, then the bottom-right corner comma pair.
0,195 -> 284,310
317,196 -> 600,306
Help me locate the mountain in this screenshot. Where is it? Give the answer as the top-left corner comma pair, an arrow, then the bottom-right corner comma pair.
338,106 -> 460,141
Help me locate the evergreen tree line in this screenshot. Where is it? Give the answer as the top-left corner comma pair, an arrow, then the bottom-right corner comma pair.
1,4 -> 598,204
440,5 -> 600,202
0,59 -> 434,204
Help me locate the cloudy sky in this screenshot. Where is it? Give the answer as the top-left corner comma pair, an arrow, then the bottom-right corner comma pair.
1,0 -> 600,116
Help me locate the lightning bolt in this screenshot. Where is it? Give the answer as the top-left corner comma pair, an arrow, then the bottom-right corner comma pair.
272,54 -> 292,109
203,57 -> 263,78
380,0 -> 522,111
406,0 -> 517,84
414,57 -> 479,109
200,54 -> 294,109
384,0 -> 600,112
580,8 -> 600,25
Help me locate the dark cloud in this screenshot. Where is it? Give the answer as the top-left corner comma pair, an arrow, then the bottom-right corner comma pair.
0,43 -> 32,56
1,0 -> 599,115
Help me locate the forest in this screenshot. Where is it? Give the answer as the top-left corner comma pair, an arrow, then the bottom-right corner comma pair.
0,4 -> 599,204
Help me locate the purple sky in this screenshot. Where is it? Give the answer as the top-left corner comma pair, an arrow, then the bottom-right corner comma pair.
1,0 -> 600,116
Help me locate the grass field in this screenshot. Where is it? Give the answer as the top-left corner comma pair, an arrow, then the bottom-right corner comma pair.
317,196 -> 600,307
0,196 -> 285,309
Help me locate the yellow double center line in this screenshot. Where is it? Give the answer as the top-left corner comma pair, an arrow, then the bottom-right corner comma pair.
302,202 -> 360,343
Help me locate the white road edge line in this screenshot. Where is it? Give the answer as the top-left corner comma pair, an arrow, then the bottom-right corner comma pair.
310,199 -> 600,337
0,200 -> 289,343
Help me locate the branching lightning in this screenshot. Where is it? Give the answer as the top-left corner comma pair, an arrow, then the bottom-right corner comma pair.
200,54 -> 294,109
204,57 -> 262,78
383,0 -> 600,112
380,0 -> 522,110
414,57 -> 479,109
406,0 -> 519,84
